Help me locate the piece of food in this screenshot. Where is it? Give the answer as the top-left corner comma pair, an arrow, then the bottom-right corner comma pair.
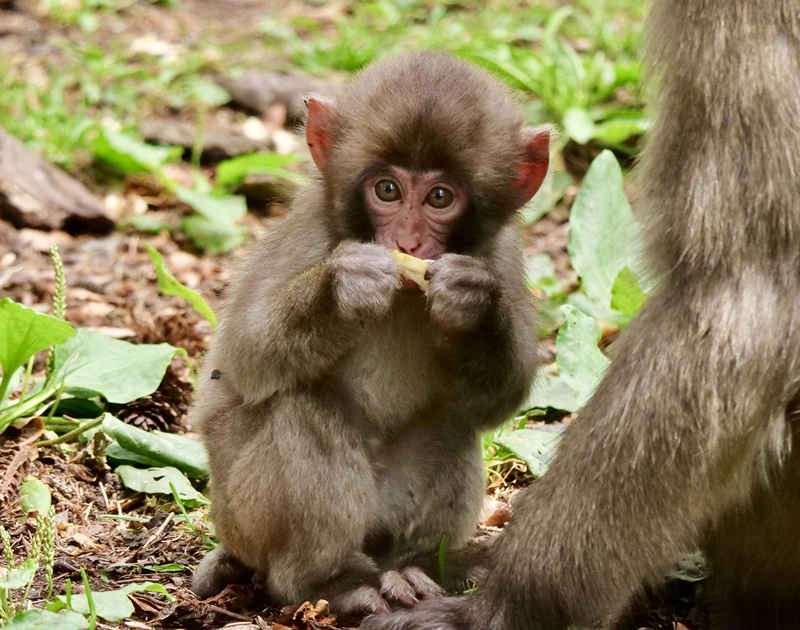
390,249 -> 432,291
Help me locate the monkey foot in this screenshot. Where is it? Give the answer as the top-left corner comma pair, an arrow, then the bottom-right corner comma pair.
360,595 -> 469,630
334,568 -> 446,619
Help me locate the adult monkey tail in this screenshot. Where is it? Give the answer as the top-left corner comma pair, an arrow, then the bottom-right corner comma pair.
362,1 -> 800,628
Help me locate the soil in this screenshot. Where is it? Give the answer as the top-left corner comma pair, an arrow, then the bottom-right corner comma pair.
0,2 -> 701,629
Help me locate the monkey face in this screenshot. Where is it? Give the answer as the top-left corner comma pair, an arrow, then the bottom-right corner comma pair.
363,167 -> 467,260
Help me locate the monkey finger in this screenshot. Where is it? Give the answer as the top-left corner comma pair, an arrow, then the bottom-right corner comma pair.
334,585 -> 392,617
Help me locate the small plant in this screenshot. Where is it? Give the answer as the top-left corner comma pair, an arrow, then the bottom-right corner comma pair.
0,504 -> 56,621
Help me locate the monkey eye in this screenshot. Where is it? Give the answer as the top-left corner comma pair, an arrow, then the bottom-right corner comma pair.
426,186 -> 454,209
375,179 -> 401,202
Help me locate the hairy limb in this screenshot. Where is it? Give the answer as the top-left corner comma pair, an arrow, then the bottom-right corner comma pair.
425,231 -> 537,427
213,239 -> 400,404
363,279 -> 800,630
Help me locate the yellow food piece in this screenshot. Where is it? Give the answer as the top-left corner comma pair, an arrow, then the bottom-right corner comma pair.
390,250 -> 432,291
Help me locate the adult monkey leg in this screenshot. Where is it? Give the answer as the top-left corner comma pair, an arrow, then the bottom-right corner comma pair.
362,0 -> 800,628
365,284 -> 800,629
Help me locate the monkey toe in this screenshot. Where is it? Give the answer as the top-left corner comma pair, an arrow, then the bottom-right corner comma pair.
332,585 -> 392,618
398,567 -> 445,600
380,570 -> 419,607
360,595 -> 468,630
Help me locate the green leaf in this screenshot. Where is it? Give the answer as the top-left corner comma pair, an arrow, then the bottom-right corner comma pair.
92,126 -> 180,174
115,465 -> 208,506
101,414 -> 209,479
610,266 -> 648,317
0,298 -> 76,400
556,305 -> 610,408
0,558 -> 38,589
5,609 -> 88,630
497,428 -> 562,478
525,254 -> 563,297
175,187 -> 246,223
215,152 -> 303,191
105,441 -> 164,468
181,214 -> 246,254
49,582 -> 172,623
51,329 -> 178,404
523,371 -> 578,413
520,169 -> 572,226
19,477 -> 51,514
592,116 -> 649,145
145,244 -> 216,327
562,107 -> 595,144
567,151 -> 641,321
143,563 -> 186,572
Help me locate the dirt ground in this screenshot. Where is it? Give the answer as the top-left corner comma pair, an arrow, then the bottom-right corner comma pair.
0,2 -> 703,629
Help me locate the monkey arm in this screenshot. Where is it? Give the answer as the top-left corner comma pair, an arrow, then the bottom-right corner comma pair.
428,229 -> 538,427
205,201 -> 369,405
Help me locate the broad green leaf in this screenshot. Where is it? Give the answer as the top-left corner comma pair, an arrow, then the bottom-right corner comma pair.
520,169 -> 572,226
51,397 -> 104,419
181,214 -> 246,254
562,107 -> 595,144
145,244 -> 216,327
49,582 -> 172,623
567,151 -> 641,321
215,152 -> 304,191
0,298 -> 76,398
497,429 -> 562,478
0,558 -> 38,589
524,371 -> 578,413
115,465 -> 208,506
19,477 -> 51,514
92,127 -> 180,174
4,609 -> 88,630
102,414 -> 209,479
610,266 -> 648,317
592,116 -> 649,145
52,329 -> 178,404
105,441 -> 164,468
557,305 -> 610,408
175,187 -> 247,223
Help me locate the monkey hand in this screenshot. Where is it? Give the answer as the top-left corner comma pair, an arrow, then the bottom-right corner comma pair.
330,243 -> 402,322
426,254 -> 497,333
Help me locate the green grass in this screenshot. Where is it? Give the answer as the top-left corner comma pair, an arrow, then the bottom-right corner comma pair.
0,1 -> 645,171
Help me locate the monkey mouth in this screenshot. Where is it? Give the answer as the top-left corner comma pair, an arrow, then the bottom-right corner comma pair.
399,277 -> 424,291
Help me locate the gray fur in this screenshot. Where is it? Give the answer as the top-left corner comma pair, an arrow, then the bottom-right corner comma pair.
191,52 -> 539,618
362,1 -> 800,628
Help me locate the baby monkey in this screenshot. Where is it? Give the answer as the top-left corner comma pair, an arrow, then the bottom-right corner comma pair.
191,51 -> 549,618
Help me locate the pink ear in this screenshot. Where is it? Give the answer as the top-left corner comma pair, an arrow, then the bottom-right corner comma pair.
512,127 -> 551,206
306,97 -> 337,172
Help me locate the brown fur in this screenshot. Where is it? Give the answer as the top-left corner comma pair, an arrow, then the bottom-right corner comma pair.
361,1 -> 800,629
190,51 -> 543,618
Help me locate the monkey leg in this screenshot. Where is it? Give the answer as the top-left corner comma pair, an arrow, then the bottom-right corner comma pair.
362,279 -> 800,630
198,387 -> 392,610
369,421 -> 487,590
705,430 -> 800,630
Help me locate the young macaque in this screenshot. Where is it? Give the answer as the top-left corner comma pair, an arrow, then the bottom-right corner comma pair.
362,1 -> 800,629
190,51 -> 550,618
